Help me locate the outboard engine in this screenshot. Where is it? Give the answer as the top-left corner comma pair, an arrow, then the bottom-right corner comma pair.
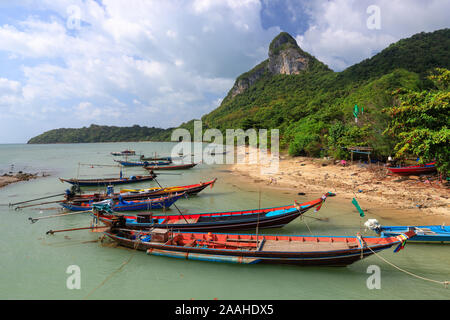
106,185 -> 114,196
364,219 -> 382,233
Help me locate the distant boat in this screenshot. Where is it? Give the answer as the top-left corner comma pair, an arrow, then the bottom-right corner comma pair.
103,228 -> 416,266
114,160 -> 171,167
59,174 -> 157,187
140,155 -> 173,162
111,149 -> 136,156
387,161 -> 437,176
144,163 -> 197,171
365,219 -> 450,244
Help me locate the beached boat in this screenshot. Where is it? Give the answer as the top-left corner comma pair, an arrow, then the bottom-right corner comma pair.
61,193 -> 185,212
114,160 -> 171,167
66,179 -> 217,203
365,219 -> 450,244
94,193 -> 334,231
111,150 -> 136,156
103,228 -> 416,266
144,163 -> 197,171
140,155 -> 173,162
59,174 -> 157,187
387,161 -> 437,176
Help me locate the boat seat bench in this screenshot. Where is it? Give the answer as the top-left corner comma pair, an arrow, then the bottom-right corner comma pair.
261,240 -> 355,252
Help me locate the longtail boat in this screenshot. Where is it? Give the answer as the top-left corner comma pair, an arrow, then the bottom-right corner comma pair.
144,163 -> 197,171
111,150 -> 136,156
66,179 -> 217,203
140,155 -> 173,162
61,193 -> 185,212
103,228 -> 416,266
59,174 -> 157,187
114,160 -> 171,167
94,193 -> 334,231
365,219 -> 450,244
387,161 -> 437,176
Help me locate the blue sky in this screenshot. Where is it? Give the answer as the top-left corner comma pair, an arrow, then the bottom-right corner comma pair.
0,0 -> 449,143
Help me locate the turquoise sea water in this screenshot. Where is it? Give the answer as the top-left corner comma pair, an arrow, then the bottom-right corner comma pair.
0,142 -> 449,300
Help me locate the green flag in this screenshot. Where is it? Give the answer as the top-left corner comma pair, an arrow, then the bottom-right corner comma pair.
352,198 -> 365,217
353,105 -> 359,118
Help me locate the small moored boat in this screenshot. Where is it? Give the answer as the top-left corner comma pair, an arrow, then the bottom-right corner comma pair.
111,150 -> 136,156
59,174 -> 157,187
365,219 -> 450,244
387,161 -> 437,176
144,163 -> 197,171
114,160 -> 171,167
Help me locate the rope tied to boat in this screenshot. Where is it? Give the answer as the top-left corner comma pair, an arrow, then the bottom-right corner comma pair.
356,233 -> 365,259
365,245 -> 449,288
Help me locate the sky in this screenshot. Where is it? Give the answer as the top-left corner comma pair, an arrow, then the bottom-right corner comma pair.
0,0 -> 449,143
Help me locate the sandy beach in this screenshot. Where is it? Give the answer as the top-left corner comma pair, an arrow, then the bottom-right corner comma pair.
230,154 -> 450,224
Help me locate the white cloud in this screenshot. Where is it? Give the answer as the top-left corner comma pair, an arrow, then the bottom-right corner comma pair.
0,0 -> 282,142
296,0 -> 450,71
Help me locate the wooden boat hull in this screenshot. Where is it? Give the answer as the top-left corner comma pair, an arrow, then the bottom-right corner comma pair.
61,193 -> 184,212
144,163 -> 197,170
378,225 -> 450,244
104,229 -> 415,267
59,175 -> 156,187
111,150 -> 136,156
388,162 -> 437,176
68,179 -> 217,202
140,156 -> 173,162
96,194 -> 332,231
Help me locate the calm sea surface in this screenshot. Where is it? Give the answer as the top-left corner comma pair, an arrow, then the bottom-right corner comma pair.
0,142 -> 449,300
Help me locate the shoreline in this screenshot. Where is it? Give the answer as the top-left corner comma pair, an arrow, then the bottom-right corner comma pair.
229,155 -> 450,225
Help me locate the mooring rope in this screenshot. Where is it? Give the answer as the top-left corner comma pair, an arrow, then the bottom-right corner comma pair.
84,235 -> 140,299
366,244 -> 449,288
83,252 -> 136,299
300,216 -> 313,235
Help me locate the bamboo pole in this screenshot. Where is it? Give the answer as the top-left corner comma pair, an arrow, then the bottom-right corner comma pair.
9,193 -> 65,207
46,226 -> 107,235
15,200 -> 64,210
29,210 -> 88,223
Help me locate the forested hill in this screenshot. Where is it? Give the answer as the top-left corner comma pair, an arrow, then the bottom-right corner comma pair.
27,124 -> 173,144
28,29 -> 449,160
196,28 -> 450,160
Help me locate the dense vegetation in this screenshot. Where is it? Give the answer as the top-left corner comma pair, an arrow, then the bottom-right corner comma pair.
27,124 -> 173,144
383,68 -> 449,174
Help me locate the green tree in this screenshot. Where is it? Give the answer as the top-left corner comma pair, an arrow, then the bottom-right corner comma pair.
383,68 -> 450,174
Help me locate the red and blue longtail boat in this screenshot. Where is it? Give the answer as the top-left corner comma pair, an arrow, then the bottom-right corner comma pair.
61,193 -> 185,212
94,192 -> 335,232
387,161 -> 437,176
103,228 -> 416,266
